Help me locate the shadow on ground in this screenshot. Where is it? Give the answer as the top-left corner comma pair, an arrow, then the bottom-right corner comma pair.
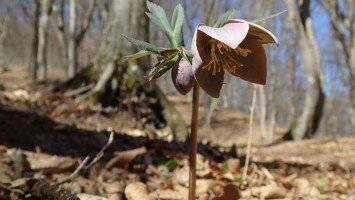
0,107 -> 236,163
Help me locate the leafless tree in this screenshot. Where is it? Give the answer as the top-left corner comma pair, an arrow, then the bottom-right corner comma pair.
52,0 -> 95,78
0,16 -> 8,72
321,0 -> 355,127
37,0 -> 53,81
285,0 -> 325,140
29,0 -> 41,81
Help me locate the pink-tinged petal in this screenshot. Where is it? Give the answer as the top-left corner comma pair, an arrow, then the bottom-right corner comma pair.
191,24 -> 203,68
224,19 -> 278,45
197,21 -> 249,49
193,59 -> 224,98
227,38 -> 267,84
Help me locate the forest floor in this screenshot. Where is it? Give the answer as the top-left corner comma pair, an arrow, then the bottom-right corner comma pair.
0,67 -> 354,200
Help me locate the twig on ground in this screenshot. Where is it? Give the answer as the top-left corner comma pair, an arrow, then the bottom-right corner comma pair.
53,132 -> 114,186
243,84 -> 257,180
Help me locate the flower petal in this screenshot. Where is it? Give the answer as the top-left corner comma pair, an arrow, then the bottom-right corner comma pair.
197,21 -> 249,49
224,19 -> 278,45
191,24 -> 205,71
226,38 -> 267,84
192,58 -> 224,98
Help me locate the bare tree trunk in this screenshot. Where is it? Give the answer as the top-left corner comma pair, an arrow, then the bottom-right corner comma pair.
53,0 -> 95,79
29,0 -> 41,81
322,0 -> 355,127
52,0 -> 67,67
267,70 -> 278,143
204,98 -> 218,128
67,0 -> 76,78
37,0 -> 52,82
0,16 -> 8,71
258,86 -> 267,140
285,0 -> 325,140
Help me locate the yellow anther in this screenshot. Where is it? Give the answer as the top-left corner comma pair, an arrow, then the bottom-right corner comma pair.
236,47 -> 252,57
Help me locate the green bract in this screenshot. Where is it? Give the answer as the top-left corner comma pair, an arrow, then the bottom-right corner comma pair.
124,1 -> 186,82
213,9 -> 236,28
146,1 -> 184,48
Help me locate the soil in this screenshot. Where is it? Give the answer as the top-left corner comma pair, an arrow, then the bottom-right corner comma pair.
0,67 -> 354,200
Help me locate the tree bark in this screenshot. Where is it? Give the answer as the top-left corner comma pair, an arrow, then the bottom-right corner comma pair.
258,86 -> 267,141
204,98 -> 218,128
67,0 -> 76,78
37,0 -> 52,82
29,0 -> 41,81
52,0 -> 67,68
0,16 -> 8,71
322,0 -> 355,127
285,0 -> 325,140
67,0 -> 95,78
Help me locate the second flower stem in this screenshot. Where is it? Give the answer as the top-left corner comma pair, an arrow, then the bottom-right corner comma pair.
188,84 -> 200,200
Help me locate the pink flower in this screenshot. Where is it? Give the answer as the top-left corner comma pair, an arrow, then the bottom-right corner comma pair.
191,19 -> 278,98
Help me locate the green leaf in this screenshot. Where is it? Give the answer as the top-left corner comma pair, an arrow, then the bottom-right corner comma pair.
123,50 -> 152,61
150,62 -> 175,80
147,52 -> 179,81
146,1 -> 173,36
233,175 -> 244,183
213,9 -> 236,27
171,4 -> 184,47
165,158 -> 181,171
252,10 -> 287,24
182,48 -> 193,62
124,36 -> 164,54
160,49 -> 179,58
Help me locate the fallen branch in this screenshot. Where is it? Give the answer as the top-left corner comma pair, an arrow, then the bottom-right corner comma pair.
53,132 -> 114,187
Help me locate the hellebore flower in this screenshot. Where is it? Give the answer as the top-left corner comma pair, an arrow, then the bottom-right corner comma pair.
191,19 -> 278,98
172,57 -> 195,95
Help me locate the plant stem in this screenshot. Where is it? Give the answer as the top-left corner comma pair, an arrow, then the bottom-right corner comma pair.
242,84 -> 257,180
188,84 -> 199,200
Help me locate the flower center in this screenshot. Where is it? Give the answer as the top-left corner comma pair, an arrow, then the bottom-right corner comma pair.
201,39 -> 251,76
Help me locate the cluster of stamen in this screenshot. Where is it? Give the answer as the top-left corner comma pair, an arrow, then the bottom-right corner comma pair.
201,39 -> 252,75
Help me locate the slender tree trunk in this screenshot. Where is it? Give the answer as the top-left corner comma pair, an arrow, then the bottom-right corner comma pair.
67,0 -> 76,78
52,0 -> 67,67
267,70 -> 278,143
204,98 -> 218,128
29,0 -> 41,81
53,0 -> 94,79
258,86 -> 267,140
0,16 -> 8,71
322,0 -> 355,127
285,0 -> 325,140
344,3 -> 355,127
37,0 -> 52,82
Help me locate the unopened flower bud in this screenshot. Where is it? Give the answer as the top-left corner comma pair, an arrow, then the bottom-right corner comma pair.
171,57 -> 195,95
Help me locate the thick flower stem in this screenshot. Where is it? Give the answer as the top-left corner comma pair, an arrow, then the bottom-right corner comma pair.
188,84 -> 200,200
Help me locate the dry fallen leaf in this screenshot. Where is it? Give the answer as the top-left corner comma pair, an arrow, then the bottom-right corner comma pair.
103,181 -> 124,200
260,185 -> 286,199
293,178 -> 320,197
77,193 -> 108,200
226,159 -> 241,174
212,183 -> 240,200
149,189 -> 186,200
124,182 -> 150,200
25,151 -> 76,174
106,147 -> 147,169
